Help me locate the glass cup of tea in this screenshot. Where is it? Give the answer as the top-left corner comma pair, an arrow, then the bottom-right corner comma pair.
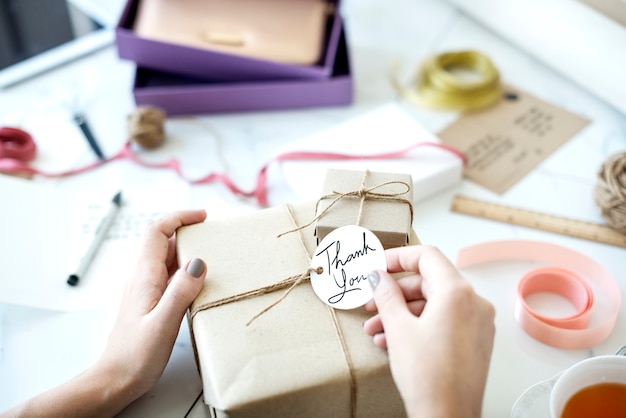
549,346 -> 626,418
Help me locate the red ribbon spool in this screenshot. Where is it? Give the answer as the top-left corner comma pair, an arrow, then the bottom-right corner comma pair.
0,127 -> 37,161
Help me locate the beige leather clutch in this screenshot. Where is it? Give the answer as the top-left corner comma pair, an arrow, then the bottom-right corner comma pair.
134,0 -> 332,65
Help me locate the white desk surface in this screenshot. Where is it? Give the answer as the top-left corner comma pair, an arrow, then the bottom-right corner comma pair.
1,0 -> 625,416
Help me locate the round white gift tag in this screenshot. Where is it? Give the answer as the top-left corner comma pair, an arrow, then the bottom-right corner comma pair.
310,225 -> 387,309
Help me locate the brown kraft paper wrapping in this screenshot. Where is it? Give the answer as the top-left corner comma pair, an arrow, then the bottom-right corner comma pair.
315,169 -> 414,249
177,201 -> 417,418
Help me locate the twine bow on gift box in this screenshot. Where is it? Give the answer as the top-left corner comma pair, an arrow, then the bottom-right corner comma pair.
191,170 -> 413,327
278,169 -> 414,239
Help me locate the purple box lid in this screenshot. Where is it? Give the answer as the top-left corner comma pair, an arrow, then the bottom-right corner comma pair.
116,0 -> 342,81
132,28 -> 352,115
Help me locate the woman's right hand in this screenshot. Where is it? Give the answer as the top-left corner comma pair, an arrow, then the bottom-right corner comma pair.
363,245 -> 496,418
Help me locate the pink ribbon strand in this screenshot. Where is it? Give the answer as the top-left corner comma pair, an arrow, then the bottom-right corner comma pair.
0,136 -> 465,207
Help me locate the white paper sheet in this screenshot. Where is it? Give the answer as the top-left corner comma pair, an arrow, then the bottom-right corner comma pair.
0,177 -> 190,311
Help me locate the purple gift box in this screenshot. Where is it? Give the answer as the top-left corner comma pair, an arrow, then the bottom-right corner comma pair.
131,28 -> 353,115
116,0 -> 343,81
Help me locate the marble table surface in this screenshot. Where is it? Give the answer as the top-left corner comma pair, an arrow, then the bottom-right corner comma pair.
1,0 -> 625,416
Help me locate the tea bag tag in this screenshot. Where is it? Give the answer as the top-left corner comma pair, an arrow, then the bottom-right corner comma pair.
310,225 -> 387,309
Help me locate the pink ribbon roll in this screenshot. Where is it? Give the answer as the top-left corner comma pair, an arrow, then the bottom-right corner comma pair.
457,240 -> 620,349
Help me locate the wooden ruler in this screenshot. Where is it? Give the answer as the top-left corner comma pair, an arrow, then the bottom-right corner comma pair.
451,195 -> 626,249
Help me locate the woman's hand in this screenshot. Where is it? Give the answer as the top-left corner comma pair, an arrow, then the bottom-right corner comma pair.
363,245 -> 495,418
95,209 -> 208,401
3,210 -> 208,418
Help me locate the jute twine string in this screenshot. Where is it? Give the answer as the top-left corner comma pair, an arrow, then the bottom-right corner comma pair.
277,170 -> 414,239
594,151 -> 626,233
356,169 -> 373,226
189,267 -> 321,323
188,204 -> 359,417
127,106 -> 166,149
189,205 -> 320,325
329,305 -> 358,417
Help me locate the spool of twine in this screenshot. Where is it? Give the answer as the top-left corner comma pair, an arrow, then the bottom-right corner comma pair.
594,151 -> 626,233
127,106 -> 166,149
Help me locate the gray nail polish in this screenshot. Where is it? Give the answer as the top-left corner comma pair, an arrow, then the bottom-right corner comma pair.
368,271 -> 380,289
187,258 -> 205,278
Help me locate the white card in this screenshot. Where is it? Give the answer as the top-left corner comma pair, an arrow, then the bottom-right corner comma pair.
309,225 -> 387,309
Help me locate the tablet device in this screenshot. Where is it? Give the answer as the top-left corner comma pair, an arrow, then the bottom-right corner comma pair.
0,0 -> 115,88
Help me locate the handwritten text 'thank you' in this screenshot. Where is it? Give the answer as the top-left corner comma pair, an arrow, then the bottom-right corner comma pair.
314,232 -> 377,305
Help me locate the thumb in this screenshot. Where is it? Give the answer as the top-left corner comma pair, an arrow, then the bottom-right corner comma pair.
156,258 -> 206,321
370,270 -> 412,335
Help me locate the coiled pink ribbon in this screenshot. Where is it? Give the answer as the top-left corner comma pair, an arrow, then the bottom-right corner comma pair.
457,240 -> 620,349
0,137 -> 465,207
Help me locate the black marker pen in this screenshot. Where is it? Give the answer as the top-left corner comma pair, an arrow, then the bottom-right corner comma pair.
67,191 -> 122,286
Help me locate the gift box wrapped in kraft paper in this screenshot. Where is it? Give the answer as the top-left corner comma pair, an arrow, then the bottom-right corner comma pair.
177,201 -> 419,417
315,169 -> 414,249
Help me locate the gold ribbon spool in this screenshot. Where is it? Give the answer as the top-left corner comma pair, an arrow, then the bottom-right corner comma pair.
392,50 -> 502,111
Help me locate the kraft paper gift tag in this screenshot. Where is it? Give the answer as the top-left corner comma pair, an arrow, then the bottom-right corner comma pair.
177,201 -> 419,418
437,85 -> 590,194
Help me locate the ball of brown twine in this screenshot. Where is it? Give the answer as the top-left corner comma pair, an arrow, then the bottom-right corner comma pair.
127,106 -> 166,149
594,151 -> 626,233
